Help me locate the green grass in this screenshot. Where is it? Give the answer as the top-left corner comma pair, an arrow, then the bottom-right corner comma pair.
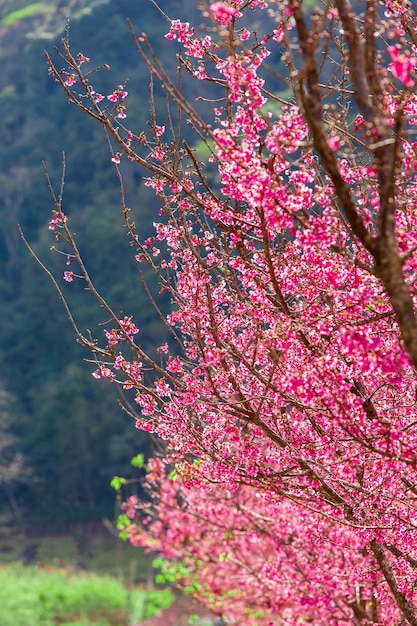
0,563 -> 174,626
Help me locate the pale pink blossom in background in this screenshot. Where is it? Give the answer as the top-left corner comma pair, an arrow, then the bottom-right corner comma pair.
210,2 -> 241,26
388,45 -> 416,86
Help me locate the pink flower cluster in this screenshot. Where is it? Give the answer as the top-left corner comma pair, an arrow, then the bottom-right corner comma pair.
105,316 -> 139,346
209,2 -> 241,27
107,85 -> 128,103
64,74 -> 77,87
165,20 -> 194,43
121,495 -> 139,519
165,20 -> 213,59
48,210 -> 68,230
388,45 -> 416,87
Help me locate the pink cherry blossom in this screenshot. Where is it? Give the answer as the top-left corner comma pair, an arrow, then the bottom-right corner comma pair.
77,53 -> 90,65
165,20 -> 194,43
121,495 -> 139,519
327,135 -> 341,150
107,85 -> 128,102
210,2 -> 241,26
64,74 -> 77,86
388,45 -> 416,87
48,210 -> 68,230
151,148 -> 165,160
92,91 -> 104,103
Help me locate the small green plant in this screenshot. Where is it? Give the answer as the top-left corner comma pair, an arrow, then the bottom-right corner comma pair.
130,587 -> 175,622
153,557 -> 193,585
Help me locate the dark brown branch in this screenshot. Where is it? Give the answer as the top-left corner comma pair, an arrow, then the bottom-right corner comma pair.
385,544 -> 417,570
370,540 -> 417,625
19,226 -> 94,351
335,0 -> 374,122
289,1 -> 377,254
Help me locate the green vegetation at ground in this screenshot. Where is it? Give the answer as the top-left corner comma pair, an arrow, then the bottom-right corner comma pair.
0,563 -> 174,626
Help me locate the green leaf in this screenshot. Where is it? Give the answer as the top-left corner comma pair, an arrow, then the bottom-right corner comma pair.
110,476 -> 126,491
155,573 -> 166,584
116,513 -> 130,529
183,580 -> 200,595
131,453 -> 145,468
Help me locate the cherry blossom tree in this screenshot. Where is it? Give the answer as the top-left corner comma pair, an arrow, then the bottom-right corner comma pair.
24,0 -> 417,623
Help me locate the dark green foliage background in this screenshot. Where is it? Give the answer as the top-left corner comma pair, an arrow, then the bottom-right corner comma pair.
0,0 -> 194,524
0,0 -> 285,526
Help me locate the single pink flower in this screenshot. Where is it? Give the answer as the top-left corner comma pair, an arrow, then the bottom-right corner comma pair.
328,135 -> 341,150
64,75 -> 77,87
77,53 -> 90,65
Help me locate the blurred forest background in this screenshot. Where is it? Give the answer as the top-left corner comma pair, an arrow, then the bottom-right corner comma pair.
0,0 -> 206,528
0,0 -> 289,531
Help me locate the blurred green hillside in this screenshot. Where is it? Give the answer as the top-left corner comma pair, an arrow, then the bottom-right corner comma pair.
0,0 -> 287,529
0,0 -> 191,527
